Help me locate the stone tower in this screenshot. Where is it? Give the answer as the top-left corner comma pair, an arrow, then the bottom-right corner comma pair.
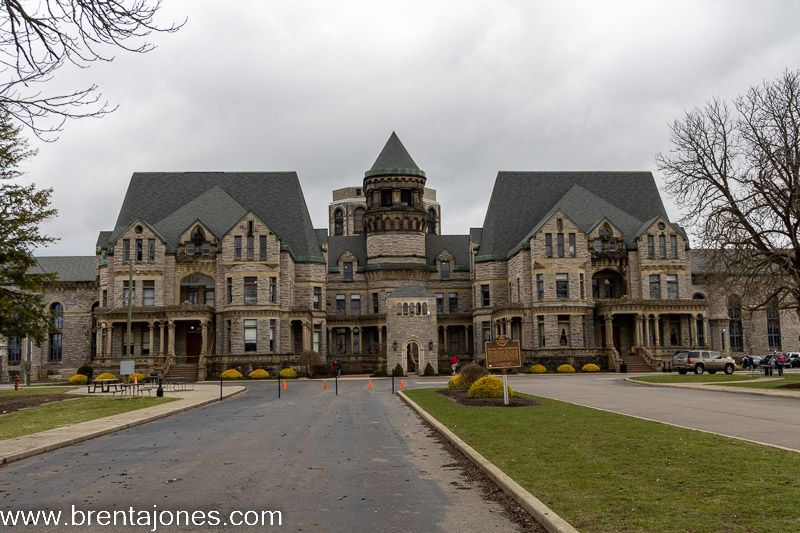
363,132 -> 428,266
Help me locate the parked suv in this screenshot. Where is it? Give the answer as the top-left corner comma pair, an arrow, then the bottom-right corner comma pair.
673,351 -> 735,375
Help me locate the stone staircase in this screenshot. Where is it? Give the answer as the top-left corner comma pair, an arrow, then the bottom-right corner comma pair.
166,363 -> 199,382
621,353 -> 654,372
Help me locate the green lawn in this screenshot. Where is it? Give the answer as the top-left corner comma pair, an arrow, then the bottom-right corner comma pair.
629,374 -> 754,384
0,396 -> 175,440
726,373 -> 800,389
406,388 -> 800,533
0,386 -> 77,397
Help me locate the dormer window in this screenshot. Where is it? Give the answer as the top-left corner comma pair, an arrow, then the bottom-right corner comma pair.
595,223 -> 619,253
441,260 -> 451,280
192,227 -> 205,246
186,243 -> 195,256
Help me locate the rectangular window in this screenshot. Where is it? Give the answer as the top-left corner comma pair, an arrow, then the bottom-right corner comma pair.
259,235 -> 267,260
351,294 -> 361,315
234,236 -> 242,259
647,235 -> 655,258
120,331 -> 130,357
244,277 -> 257,304
538,316 -> 546,347
226,277 -> 232,304
666,274 -> 678,299
102,290 -> 108,307
545,233 -> 553,257
186,243 -> 195,256
440,260 -> 451,280
659,234 -> 667,258
269,277 -> 277,303
536,274 -> 544,300
141,328 -> 150,355
123,239 -> 130,263
372,292 -> 379,313
568,233 -> 576,257
482,321 -> 492,345
336,294 -> 346,313
448,292 -> 459,313
246,235 -> 254,260
481,284 -> 490,307
142,280 -> 155,306
579,273 -> 585,299
148,239 -> 155,261
767,305 -> 782,349
558,315 -> 571,347
226,320 -> 232,353
582,316 -> 588,347
670,235 -> 678,259
244,319 -> 257,352
556,273 -> 569,300
135,239 -> 143,262
343,262 -> 353,282
557,233 -> 564,257
269,319 -> 277,352
593,239 -> 602,253
122,280 -> 136,306
649,274 -> 661,299
436,294 -> 444,313
202,243 -> 211,257
8,338 -> 21,364
313,287 -> 322,310
313,324 -> 321,353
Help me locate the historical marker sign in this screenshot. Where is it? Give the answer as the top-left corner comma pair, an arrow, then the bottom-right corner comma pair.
484,335 -> 522,369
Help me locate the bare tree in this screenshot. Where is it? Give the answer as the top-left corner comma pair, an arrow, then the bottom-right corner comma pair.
657,70 -> 800,329
0,0 -> 182,138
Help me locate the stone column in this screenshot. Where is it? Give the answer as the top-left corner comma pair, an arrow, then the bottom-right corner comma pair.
604,314 -> 613,348
168,321 -> 176,357
703,317 -> 710,347
303,322 -> 312,353
105,322 -> 113,356
377,327 -> 383,354
634,315 -> 642,347
149,322 -> 156,357
200,320 -> 208,356
690,314 -> 698,348
443,326 -> 449,353
96,327 -> 103,358
654,315 -> 661,348
159,322 -> 165,356
643,317 -> 650,348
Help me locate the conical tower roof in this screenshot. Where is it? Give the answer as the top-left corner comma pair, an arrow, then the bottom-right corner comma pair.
366,132 -> 425,177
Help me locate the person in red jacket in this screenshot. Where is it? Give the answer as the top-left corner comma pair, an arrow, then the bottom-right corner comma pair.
450,355 -> 459,375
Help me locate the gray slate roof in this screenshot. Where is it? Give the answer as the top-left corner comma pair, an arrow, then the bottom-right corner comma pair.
31,256 -> 97,282
469,227 -> 483,245
478,171 -> 668,261
314,229 -> 328,248
327,235 -> 367,267
389,284 -> 434,298
426,234 -> 470,270
103,172 -> 323,262
689,249 -> 722,274
96,231 -> 112,250
369,132 -> 420,171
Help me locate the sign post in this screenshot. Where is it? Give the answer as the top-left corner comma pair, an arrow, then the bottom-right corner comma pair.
484,335 -> 522,406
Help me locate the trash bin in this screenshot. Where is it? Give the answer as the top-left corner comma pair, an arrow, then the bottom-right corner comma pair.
619,362 -> 628,373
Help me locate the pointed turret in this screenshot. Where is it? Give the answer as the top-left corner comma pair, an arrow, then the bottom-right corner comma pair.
365,132 -> 426,178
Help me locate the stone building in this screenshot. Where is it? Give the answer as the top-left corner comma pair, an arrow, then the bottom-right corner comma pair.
3,132 -> 798,381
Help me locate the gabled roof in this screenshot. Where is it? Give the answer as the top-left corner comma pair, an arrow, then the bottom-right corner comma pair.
103,172 -> 323,262
478,171 -> 668,261
96,231 -> 112,250
327,234 -> 367,268
108,218 -> 167,245
426,234 -> 470,271
315,229 -> 328,247
153,186 -> 247,247
469,227 -> 483,245
30,256 -> 97,282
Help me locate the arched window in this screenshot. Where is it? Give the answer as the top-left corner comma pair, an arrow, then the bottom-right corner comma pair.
427,208 -> 437,234
422,303 -> 428,315
403,303 -> 409,316
692,292 -> 706,299
180,274 -> 215,306
334,209 -> 344,236
49,302 -> 63,361
191,226 -> 205,245
416,303 -> 422,315
767,298 -> 782,349
727,296 -> 743,352
352,207 -> 365,234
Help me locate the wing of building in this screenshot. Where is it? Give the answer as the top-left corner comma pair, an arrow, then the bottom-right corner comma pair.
2,133 -> 795,382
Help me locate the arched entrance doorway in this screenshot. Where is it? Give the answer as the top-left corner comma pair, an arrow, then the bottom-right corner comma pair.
406,341 -> 420,374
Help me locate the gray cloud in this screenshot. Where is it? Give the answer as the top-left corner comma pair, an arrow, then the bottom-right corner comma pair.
16,0 -> 800,254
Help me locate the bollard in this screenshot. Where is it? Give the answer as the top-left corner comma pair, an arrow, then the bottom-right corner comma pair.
335,372 -> 338,396
323,381 -> 328,391
392,374 -> 395,394
156,378 -> 164,398
14,374 -> 20,391
220,376 -> 223,401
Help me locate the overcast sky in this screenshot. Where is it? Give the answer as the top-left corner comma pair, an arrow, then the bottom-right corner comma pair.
16,0 -> 800,256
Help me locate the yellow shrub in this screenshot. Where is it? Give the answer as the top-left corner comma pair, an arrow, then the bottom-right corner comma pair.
68,374 -> 88,385
95,372 -> 116,380
220,368 -> 243,380
528,364 -> 547,374
248,369 -> 270,380
447,374 -> 463,390
127,372 -> 147,383
581,363 -> 601,373
467,375 -> 513,399
557,364 -> 576,373
279,368 -> 298,379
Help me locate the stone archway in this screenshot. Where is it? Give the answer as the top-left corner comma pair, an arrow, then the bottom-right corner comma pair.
405,340 -> 421,374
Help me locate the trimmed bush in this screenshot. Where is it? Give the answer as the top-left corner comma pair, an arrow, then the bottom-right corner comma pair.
68,374 -> 88,385
248,369 -> 270,380
95,372 -> 116,381
76,365 -> 93,379
279,368 -> 298,379
557,364 -> 576,373
459,363 -> 489,390
467,375 -> 513,399
581,363 -> 601,373
423,362 -> 436,376
371,365 -> 388,377
392,363 -> 405,377
528,364 -> 548,374
220,368 -> 243,380
447,374 -> 464,390
127,372 -> 147,383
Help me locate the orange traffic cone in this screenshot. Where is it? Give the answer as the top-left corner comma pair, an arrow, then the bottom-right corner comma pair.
399,380 -> 405,391
368,379 -> 374,390
323,381 -> 328,391
282,380 -> 287,390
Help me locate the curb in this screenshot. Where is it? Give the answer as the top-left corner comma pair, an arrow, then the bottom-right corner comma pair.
399,391 -> 579,533
624,377 -> 800,398
1,387 -> 246,466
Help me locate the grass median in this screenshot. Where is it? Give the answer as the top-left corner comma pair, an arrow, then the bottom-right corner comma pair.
629,374 -> 753,384
405,387 -> 800,533
726,373 -> 800,389
0,393 -> 176,440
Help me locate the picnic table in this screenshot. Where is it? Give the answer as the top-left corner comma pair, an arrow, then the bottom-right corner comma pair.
88,378 -> 119,393
111,383 -> 156,397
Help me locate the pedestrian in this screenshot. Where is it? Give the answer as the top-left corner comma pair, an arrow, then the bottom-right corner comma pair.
331,359 -> 337,377
742,355 -> 750,370
336,360 -> 342,378
450,355 -> 459,375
